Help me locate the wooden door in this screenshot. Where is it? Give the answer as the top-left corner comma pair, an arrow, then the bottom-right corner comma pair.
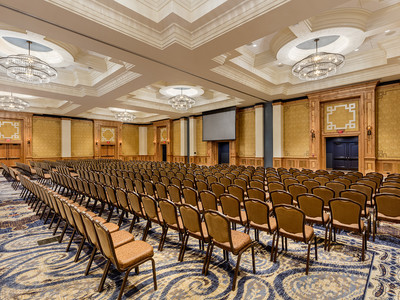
100,145 -> 115,158
0,143 -> 22,166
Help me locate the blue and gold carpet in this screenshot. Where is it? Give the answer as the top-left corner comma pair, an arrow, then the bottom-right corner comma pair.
0,175 -> 399,299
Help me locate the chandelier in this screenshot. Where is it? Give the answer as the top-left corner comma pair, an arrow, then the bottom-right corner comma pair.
292,38 -> 345,81
0,41 -> 57,84
168,88 -> 195,111
114,110 -> 136,122
0,93 -> 29,111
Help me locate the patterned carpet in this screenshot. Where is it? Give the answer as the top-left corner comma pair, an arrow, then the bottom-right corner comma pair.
0,174 -> 399,299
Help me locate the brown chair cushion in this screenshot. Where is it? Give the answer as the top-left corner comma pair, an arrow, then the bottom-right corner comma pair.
111,230 -> 135,248
115,240 -> 154,269
249,217 -> 277,233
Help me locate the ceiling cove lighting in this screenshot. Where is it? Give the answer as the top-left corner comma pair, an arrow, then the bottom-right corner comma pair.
167,87 -> 196,111
0,41 -> 57,84
292,38 -> 345,81
114,110 -> 136,122
0,93 -> 29,111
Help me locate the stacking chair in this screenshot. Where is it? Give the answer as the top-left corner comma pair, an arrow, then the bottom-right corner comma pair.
311,186 -> 335,210
199,190 -> 221,212
249,179 -> 264,190
182,187 -> 202,211
144,180 -> 157,198
373,193 -> 400,241
244,199 -> 276,242
141,195 -> 164,245
378,186 -> 400,196
283,178 -> 299,190
220,194 -> 247,229
158,199 -> 184,252
168,184 -> 183,204
269,190 -> 293,207
350,183 -> 373,207
227,184 -> 245,204
357,178 -> 377,193
126,191 -> 146,233
287,183 -> 307,205
328,198 -> 367,261
272,204 -> 317,274
196,180 -> 209,192
94,220 -> 157,300
134,179 -> 145,195
219,176 -> 231,191
247,187 -> 268,203
297,194 -> 330,249
326,181 -> 346,197
210,182 -> 226,199
382,181 -> 400,188
203,210 -> 256,291
155,182 -> 168,199
302,179 -> 320,192
179,204 -> 210,263
234,178 -> 248,194
182,178 -> 195,189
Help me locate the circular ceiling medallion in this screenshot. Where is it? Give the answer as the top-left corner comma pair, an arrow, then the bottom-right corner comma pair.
276,28 -> 366,65
159,85 -> 204,97
3,37 -> 52,52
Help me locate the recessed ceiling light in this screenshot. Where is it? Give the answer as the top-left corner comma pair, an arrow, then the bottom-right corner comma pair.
252,43 -> 257,47
385,29 -> 391,33
277,63 -> 283,67
354,48 -> 359,52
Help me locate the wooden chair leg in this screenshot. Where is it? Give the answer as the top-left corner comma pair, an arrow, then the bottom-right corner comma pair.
117,269 -> 132,300
98,260 -> 111,292
204,243 -> 214,276
274,233 -> 280,262
251,244 -> 256,274
66,228 -> 76,252
151,258 -> 158,290
270,232 -> 276,262
232,252 -> 243,291
85,247 -> 97,276
142,220 -> 151,241
314,236 -> 318,260
74,237 -> 86,262
305,241 -> 311,275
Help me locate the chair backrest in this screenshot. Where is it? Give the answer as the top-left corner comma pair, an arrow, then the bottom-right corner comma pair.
171,177 -> 182,188
329,198 -> 362,230
116,188 -> 129,211
357,178 -> 377,191
336,177 -> 352,189
302,179 -> 320,192
210,182 -> 225,199
267,181 -> 285,192
311,186 -> 335,207
274,204 -> 306,241
125,178 -> 135,191
297,193 -> 325,222
179,204 -> 206,237
142,195 -> 161,221
196,180 -> 209,192
93,219 -> 117,266
81,211 -> 100,247
247,187 -> 266,202
204,210 -> 232,248
182,187 -> 198,207
295,174 -> 310,184
249,179 -> 264,190
269,190 -> 293,206
340,189 -> 367,210
326,181 -> 346,197
182,178 -> 195,189
244,199 -> 271,228
144,180 -> 156,197
314,175 -> 330,186
378,186 -> 400,196
283,178 -> 299,190
168,184 -> 182,204
374,193 -> 400,218
287,183 -> 308,202
159,199 -> 180,227
155,182 -> 168,199
127,191 -> 144,216
234,178 -> 247,192
161,176 -> 170,186
134,179 -> 145,194
207,175 -> 218,186
220,194 -> 242,219
349,183 -> 373,203
227,184 -> 245,202
382,181 -> 400,188
199,190 -> 218,211
105,186 -> 118,206
219,177 -> 231,189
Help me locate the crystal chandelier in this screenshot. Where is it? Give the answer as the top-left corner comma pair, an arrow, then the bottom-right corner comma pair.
0,41 -> 57,84
114,110 -> 136,122
292,38 -> 345,81
168,88 -> 195,111
0,93 -> 29,111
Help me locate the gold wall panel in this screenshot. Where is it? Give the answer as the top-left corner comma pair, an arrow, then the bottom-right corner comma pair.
160,127 -> 167,143
283,101 -> 309,157
32,117 -> 61,158
0,119 -> 21,141
376,84 -> 400,158
323,99 -> 359,133
173,120 -> 180,156
238,109 -> 255,157
71,120 -> 93,157
122,124 -> 139,156
100,127 -> 116,143
147,126 -> 155,155
196,117 -> 207,156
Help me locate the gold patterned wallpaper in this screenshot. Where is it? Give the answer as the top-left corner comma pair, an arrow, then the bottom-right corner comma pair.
238,109 -> 255,157
147,126 -> 155,155
376,84 -> 400,158
0,119 -> 21,141
323,99 -> 359,133
100,127 -> 116,143
173,121 -> 180,156
283,101 -> 309,157
32,117 -> 61,158
122,124 -> 139,155
71,120 -> 93,157
196,117 -> 207,156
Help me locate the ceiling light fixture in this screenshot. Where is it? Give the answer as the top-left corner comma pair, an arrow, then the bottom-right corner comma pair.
0,93 -> 29,111
114,110 -> 136,122
0,41 -> 57,84
168,87 -> 195,111
292,38 -> 345,81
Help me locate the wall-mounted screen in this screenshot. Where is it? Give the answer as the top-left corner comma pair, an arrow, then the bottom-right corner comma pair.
202,107 -> 236,141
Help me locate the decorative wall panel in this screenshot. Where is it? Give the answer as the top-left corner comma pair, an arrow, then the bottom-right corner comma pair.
238,109 -> 255,157
32,117 -> 61,158
173,120 -> 180,156
71,120 -> 93,157
122,124 -> 139,156
196,117 -> 207,156
147,126 -> 155,155
100,127 -> 116,143
283,101 -> 309,157
160,127 -> 167,143
323,99 -> 359,133
0,120 -> 21,141
376,84 -> 400,159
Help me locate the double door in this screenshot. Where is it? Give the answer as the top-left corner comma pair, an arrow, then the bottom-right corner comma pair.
0,143 -> 22,166
327,137 -> 358,170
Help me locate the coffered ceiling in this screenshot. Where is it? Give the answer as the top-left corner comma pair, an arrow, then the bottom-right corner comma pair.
0,0 -> 399,123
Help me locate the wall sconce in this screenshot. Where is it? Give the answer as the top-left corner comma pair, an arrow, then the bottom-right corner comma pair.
367,125 -> 372,136
27,139 -> 30,145
310,129 -> 315,140
119,142 -> 122,146
95,141 -> 98,146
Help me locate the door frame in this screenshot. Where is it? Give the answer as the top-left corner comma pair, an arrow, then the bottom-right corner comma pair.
325,136 -> 359,170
